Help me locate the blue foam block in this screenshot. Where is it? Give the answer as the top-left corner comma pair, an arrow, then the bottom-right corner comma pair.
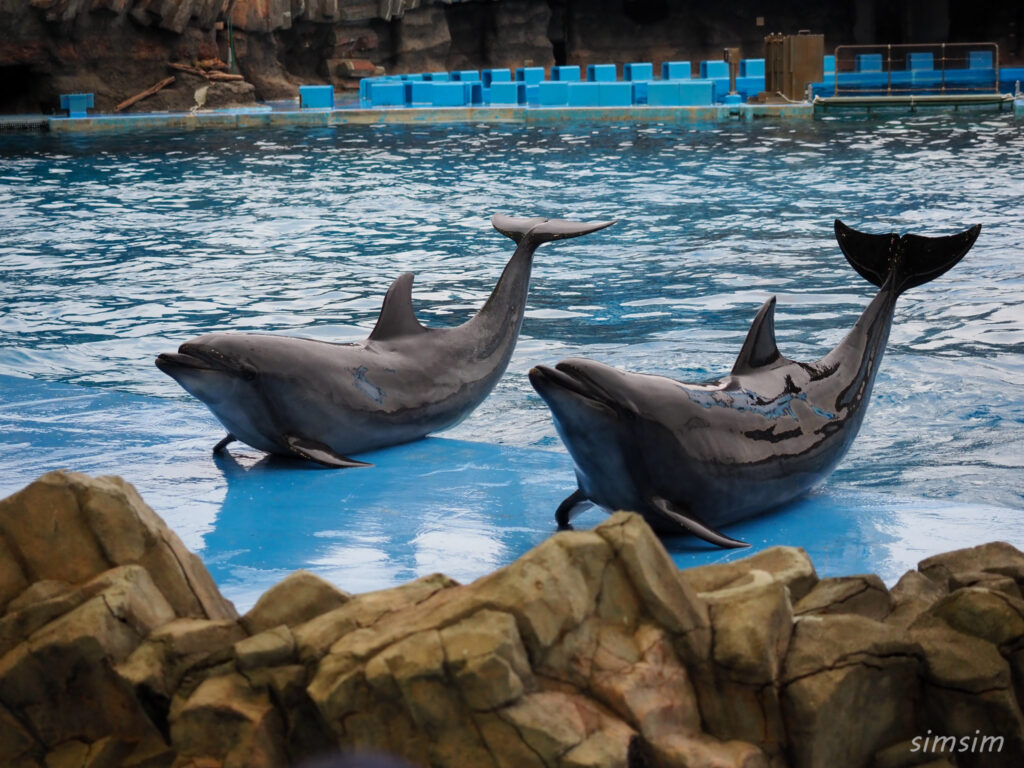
824,55 -> 836,74
599,82 -> 632,106
740,59 -> 765,78
369,82 -> 405,107
405,81 -> 433,105
631,81 -> 649,104
551,65 -> 581,82
647,81 -> 680,106
624,62 -> 653,81
488,81 -> 519,105
969,50 -> 994,69
856,53 -> 884,73
907,52 -> 933,71
678,80 -> 714,105
734,75 -> 764,100
567,82 -> 600,106
700,60 -> 729,79
430,82 -> 466,107
59,93 -> 94,118
425,72 -> 450,82
587,64 -> 617,82
538,80 -> 570,105
515,67 -> 546,84
661,61 -> 691,79
452,70 -> 481,82
482,69 -> 512,87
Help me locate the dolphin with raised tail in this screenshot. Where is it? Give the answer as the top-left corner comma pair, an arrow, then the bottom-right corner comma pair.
157,214 -> 614,467
529,220 -> 980,548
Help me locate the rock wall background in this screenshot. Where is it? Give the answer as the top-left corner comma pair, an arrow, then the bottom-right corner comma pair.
1,0 -> 1021,114
2,471 -> 1024,768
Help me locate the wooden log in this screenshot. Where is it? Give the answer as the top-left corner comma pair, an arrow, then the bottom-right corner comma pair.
197,58 -> 228,71
115,76 -> 175,112
205,71 -> 245,82
168,62 -> 206,77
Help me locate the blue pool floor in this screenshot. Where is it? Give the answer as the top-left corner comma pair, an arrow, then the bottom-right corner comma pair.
2,372 -> 1021,611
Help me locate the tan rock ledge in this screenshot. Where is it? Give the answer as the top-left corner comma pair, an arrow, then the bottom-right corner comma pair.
1,471 -> 1023,768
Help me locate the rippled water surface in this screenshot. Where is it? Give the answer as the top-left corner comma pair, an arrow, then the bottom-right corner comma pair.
2,114 -> 1023,519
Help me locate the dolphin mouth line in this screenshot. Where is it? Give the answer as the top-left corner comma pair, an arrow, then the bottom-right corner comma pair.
531,363 -> 615,408
155,346 -> 255,379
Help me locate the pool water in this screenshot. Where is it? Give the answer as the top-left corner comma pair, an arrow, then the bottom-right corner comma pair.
2,116 -> 1022,609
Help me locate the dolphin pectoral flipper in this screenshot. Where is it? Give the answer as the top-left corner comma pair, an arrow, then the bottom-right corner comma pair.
491,214 -> 616,248
555,488 -> 594,529
284,435 -> 373,468
213,434 -> 236,453
834,219 -> 981,295
650,497 -> 750,549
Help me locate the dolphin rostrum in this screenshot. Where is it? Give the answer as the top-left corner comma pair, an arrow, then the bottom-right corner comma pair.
529,220 -> 980,548
157,214 -> 614,467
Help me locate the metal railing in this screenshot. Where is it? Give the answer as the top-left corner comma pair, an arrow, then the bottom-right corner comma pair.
832,42 -> 1000,96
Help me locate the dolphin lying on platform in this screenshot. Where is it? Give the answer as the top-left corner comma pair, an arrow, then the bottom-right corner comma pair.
529,219 -> 980,548
157,214 -> 614,467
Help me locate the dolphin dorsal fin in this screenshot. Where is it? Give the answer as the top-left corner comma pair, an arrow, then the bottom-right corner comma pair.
731,297 -> 783,375
368,272 -> 426,342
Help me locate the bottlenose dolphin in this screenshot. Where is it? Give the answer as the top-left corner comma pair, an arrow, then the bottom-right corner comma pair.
156,214 -> 614,467
529,220 -> 980,548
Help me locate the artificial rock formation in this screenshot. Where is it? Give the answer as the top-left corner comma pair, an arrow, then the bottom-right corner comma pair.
2,470 -> 1024,768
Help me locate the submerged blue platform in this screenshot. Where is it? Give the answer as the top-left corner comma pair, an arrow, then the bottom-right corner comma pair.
3,373 -> 1021,611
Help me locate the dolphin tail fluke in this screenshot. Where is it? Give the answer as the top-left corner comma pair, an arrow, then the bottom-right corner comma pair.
492,214 -> 615,251
834,219 -> 980,296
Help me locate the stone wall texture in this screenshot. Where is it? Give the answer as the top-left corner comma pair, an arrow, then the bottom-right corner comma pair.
2,470 -> 1024,767
4,0 -> 1022,113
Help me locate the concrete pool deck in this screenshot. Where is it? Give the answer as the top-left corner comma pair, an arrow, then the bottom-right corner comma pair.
35,103 -> 814,135
6,94 -> 1009,135
3,372 -> 1021,612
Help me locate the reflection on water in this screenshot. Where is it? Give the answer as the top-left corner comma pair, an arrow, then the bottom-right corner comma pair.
1,115 -> 1023,577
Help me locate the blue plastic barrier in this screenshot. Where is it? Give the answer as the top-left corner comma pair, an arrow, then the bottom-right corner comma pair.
405,81 -> 434,105
647,80 -> 713,106
464,81 -> 484,105
824,55 -> 836,74
431,82 -> 466,107
700,60 -> 729,79
525,84 -> 541,105
709,77 -> 731,102
587,64 -> 617,82
451,70 -> 480,82
551,65 -> 581,82
298,85 -> 333,109
369,82 -> 405,107
631,81 -> 649,104
624,62 -> 653,81
59,93 -> 94,118
969,50 -> 994,69
599,82 -> 632,106
515,67 -> 546,84
482,69 -> 512,87
567,82 -> 601,106
855,54 -> 883,73
538,81 -> 570,105
734,75 -> 764,101
907,52 -> 933,71
661,61 -> 691,79
488,81 -> 519,105
425,72 -> 450,82
739,59 -> 765,78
